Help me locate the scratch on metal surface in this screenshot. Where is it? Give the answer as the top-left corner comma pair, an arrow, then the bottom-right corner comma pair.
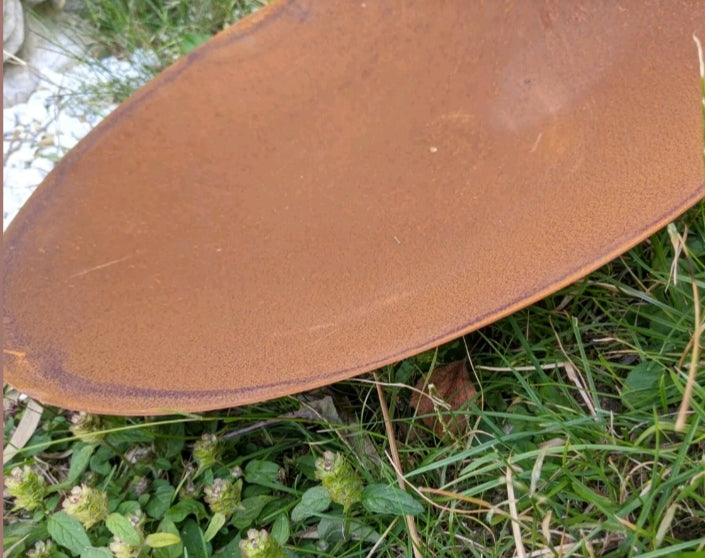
70,256 -> 132,278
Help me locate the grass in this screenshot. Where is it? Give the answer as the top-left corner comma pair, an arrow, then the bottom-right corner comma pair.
79,0 -> 266,72
4,2 -> 705,557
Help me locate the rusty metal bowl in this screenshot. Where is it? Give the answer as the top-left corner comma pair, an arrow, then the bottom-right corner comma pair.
4,0 -> 704,414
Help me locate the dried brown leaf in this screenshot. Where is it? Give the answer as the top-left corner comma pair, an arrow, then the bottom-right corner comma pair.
410,359 -> 477,437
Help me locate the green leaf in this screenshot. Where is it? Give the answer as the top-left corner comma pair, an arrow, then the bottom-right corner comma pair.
105,513 -> 141,547
43,494 -> 61,510
362,484 -> 424,516
145,481 -> 176,520
291,486 -> 331,522
154,422 -> 185,459
90,445 -> 115,476
218,534 -> 243,558
154,457 -> 173,471
138,492 -> 150,507
116,500 -> 142,516
19,431 -> 52,457
47,511 -> 92,555
181,519 -> 208,558
68,443 -> 96,485
107,428 -> 154,445
317,517 -> 380,543
295,455 -> 317,480
165,499 -> 207,523
231,495 -> 275,530
203,512 -> 226,542
180,32 -> 211,55
80,548 -> 112,558
538,385 -> 571,408
153,519 -> 183,558
622,361 -> 662,409
145,532 -> 182,548
3,520 -> 48,557
244,460 -> 282,487
271,513 -> 290,545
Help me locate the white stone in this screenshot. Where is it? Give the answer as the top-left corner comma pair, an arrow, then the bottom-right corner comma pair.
3,0 -> 25,62
25,94 -> 51,124
56,134 -> 78,151
27,86 -> 53,107
4,165 -> 44,189
3,10 -> 91,107
6,143 -> 36,167
55,110 -> 91,139
4,164 -> 43,192
13,105 -> 33,126
32,156 -> 55,175
3,110 -> 19,133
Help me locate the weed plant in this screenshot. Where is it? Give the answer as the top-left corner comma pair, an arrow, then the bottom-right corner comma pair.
4,2 -> 705,557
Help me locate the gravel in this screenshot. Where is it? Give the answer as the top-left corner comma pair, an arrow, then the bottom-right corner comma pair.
3,51 -> 158,230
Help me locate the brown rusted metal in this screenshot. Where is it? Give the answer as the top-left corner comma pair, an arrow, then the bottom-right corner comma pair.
3,1 -> 704,415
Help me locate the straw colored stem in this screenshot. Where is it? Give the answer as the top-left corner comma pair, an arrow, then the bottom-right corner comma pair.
373,371 -> 424,558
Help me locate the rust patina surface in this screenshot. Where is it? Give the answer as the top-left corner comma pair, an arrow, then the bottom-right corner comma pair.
4,1 -> 704,414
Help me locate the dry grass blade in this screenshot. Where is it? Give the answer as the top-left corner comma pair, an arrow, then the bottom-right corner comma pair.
561,360 -> 597,417
672,33 -> 705,433
417,486 -> 504,517
3,535 -> 31,558
671,223 -> 703,431
506,465 -> 527,558
3,398 -> 44,463
373,371 -> 424,558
